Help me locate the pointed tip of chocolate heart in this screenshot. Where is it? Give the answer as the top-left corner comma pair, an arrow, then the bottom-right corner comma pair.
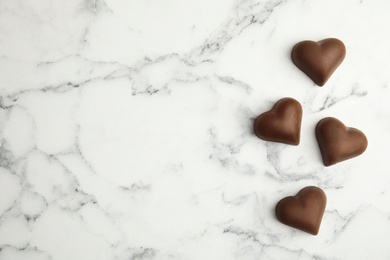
292,38 -> 346,86
254,98 -> 302,145
275,186 -> 327,235
315,117 -> 368,166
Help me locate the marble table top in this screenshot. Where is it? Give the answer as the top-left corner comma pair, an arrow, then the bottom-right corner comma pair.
1,0 -> 390,259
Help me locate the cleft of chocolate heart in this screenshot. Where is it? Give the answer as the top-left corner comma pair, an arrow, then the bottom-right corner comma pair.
254,97 -> 302,145
315,117 -> 368,166
275,186 -> 327,235
292,38 -> 346,86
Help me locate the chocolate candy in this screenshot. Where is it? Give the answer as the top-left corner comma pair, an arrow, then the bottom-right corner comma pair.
291,38 -> 346,86
315,117 -> 368,166
275,186 -> 327,235
254,98 -> 302,145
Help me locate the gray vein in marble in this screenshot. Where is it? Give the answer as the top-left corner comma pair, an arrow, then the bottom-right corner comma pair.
306,84 -> 369,113
216,75 -> 254,94
119,183 -> 151,192
265,143 -> 320,182
327,208 -> 360,241
0,245 -> 53,260
130,248 -> 156,260
208,128 -> 240,168
0,146 -> 13,169
221,192 -> 251,206
222,225 -> 324,259
185,0 -> 285,64
223,225 -> 262,244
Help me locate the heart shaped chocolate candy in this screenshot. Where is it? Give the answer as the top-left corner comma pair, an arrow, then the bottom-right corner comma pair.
254,98 -> 302,145
275,186 -> 327,235
292,38 -> 346,86
315,117 -> 368,166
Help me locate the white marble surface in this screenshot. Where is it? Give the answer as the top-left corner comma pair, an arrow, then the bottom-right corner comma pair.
1,0 -> 390,259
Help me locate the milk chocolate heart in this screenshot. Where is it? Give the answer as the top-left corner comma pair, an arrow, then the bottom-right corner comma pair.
275,186 -> 327,235
254,98 -> 302,145
292,38 -> 346,86
315,117 -> 368,166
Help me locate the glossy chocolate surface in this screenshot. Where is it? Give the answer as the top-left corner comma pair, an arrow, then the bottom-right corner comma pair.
292,38 -> 346,86
275,186 -> 327,235
254,98 -> 302,145
316,117 -> 368,166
